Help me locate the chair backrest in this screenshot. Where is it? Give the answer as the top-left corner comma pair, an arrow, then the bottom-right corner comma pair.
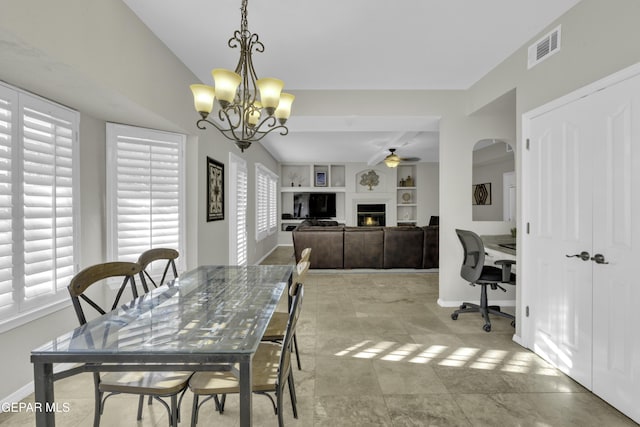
278,284 -> 304,387
455,229 -> 486,284
68,262 -> 142,325
136,248 -> 179,293
300,247 -> 312,263
289,260 -> 310,297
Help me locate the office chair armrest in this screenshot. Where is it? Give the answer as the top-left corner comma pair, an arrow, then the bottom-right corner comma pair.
495,259 -> 516,283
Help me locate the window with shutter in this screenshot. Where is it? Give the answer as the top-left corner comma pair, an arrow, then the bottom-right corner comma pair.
0,82 -> 79,331
255,163 -> 278,241
229,153 -> 247,266
268,177 -> 277,234
106,124 -> 185,275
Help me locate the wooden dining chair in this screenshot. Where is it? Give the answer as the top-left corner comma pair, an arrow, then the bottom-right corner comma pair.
188,283 -> 304,427
300,247 -> 311,263
136,248 -> 179,293
262,259 -> 310,370
68,262 -> 191,427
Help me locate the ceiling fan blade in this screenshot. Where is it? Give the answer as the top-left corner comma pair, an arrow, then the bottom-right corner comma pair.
399,157 -> 421,162
367,150 -> 388,166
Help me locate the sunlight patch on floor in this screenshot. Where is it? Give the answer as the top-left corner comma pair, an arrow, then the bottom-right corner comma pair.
334,340 -> 550,375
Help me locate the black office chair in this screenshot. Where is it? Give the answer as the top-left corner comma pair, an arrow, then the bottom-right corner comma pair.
450,229 -> 516,332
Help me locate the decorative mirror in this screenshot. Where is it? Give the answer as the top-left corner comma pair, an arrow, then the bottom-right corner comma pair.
472,139 -> 515,222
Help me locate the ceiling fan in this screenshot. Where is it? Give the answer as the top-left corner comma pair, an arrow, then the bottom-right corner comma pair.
382,148 -> 420,168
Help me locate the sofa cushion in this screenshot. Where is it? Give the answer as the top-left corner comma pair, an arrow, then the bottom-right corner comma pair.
343,227 -> 384,269
292,227 -> 344,268
383,227 -> 424,268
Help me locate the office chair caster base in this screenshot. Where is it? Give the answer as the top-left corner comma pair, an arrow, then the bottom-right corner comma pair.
511,320 -> 516,327
451,313 -> 459,320
483,323 -> 491,332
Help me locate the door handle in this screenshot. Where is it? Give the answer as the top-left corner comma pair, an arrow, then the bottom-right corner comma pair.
591,253 -> 609,264
566,251 -> 590,261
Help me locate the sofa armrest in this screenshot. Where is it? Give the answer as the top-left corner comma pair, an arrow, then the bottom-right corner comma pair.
422,225 -> 439,269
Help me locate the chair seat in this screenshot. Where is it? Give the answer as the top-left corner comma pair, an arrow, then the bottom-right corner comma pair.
478,265 -> 516,283
263,312 -> 288,340
189,343 -> 281,395
100,371 -> 192,395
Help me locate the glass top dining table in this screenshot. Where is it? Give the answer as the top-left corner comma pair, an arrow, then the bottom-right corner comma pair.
31,264 -> 293,427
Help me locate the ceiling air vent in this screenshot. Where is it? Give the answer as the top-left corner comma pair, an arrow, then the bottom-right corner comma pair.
528,25 -> 561,69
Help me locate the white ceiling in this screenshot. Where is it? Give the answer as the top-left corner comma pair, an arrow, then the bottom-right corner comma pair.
123,0 -> 581,163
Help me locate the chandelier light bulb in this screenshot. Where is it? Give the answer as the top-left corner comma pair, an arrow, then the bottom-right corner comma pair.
189,84 -> 215,118
274,93 -> 295,125
212,69 -> 241,107
247,102 -> 262,127
256,77 -> 284,115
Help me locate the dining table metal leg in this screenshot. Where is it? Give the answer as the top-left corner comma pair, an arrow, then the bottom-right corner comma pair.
238,355 -> 253,427
33,361 -> 55,426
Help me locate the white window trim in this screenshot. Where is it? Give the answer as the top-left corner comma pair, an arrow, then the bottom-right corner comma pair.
229,153 -> 248,266
255,163 -> 278,242
106,123 -> 186,273
0,81 -> 80,333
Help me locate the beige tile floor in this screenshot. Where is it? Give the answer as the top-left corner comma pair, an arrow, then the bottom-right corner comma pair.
1,247 -> 636,426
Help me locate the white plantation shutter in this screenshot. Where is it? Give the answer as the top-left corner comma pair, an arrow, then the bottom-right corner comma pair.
0,82 -> 79,330
0,86 -> 16,317
106,124 -> 185,272
268,177 -> 277,234
21,99 -> 76,304
229,153 -> 247,266
255,163 -> 278,241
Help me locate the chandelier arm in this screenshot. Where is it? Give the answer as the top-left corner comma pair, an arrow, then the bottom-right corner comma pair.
247,125 -> 289,143
196,118 -> 250,144
248,116 -> 289,141
250,115 -> 282,134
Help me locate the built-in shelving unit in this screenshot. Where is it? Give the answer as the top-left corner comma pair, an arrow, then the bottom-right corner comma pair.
396,164 -> 417,225
281,164 -> 346,191
280,164 -> 346,234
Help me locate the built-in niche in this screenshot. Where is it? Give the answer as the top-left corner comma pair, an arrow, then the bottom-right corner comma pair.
472,139 -> 515,222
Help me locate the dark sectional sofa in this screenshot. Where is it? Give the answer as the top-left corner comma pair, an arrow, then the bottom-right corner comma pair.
292,220 -> 439,269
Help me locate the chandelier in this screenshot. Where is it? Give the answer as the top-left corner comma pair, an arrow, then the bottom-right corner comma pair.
189,0 -> 294,152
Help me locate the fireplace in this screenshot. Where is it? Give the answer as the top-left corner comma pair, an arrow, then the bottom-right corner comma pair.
357,204 -> 386,227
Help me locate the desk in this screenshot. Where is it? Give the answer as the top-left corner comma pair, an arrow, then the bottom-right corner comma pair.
31,264 -> 293,427
481,234 -> 517,272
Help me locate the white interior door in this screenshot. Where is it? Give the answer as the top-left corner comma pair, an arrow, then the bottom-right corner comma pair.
524,66 -> 640,424
590,74 -> 640,423
526,95 -> 594,388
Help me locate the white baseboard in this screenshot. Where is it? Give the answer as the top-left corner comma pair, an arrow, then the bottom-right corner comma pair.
512,333 -> 525,347
0,363 -> 77,412
253,245 -> 279,266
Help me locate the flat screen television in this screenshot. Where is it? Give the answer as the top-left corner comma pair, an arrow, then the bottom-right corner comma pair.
293,192 -> 336,219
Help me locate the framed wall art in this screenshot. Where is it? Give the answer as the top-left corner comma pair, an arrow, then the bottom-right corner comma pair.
472,182 -> 492,205
207,156 -> 224,221
315,171 -> 327,187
